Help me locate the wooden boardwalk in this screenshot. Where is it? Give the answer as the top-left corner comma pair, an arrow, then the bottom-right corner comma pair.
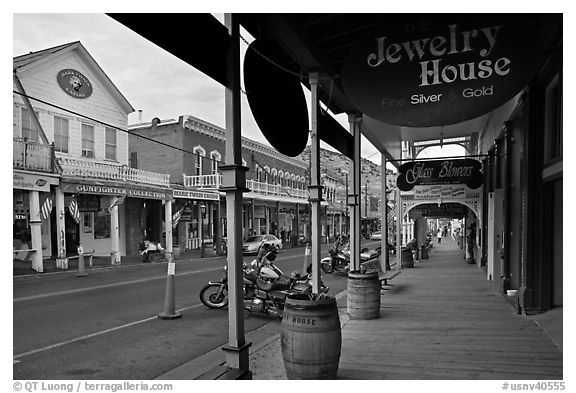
337,237 -> 563,380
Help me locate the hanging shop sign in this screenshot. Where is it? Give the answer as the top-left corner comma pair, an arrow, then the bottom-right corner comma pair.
180,205 -> 194,222
57,69 -> 93,99
244,40 -> 309,157
13,171 -> 58,192
77,194 -> 100,212
414,184 -> 466,199
342,15 -> 541,126
410,203 -> 467,219
396,159 -> 483,191
61,182 -> 170,200
172,189 -> 220,201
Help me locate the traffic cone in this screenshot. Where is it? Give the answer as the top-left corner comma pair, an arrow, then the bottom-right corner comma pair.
158,253 -> 182,320
75,245 -> 88,277
75,254 -> 88,277
302,243 -> 311,275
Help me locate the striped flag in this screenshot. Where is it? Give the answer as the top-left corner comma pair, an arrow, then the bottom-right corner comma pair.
68,198 -> 80,224
172,206 -> 185,229
108,195 -> 126,213
41,197 -> 53,221
387,204 -> 395,225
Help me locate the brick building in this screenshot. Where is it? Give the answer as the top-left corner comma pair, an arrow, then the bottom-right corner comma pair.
128,114 -> 330,251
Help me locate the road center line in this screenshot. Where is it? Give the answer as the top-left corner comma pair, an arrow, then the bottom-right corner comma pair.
13,303 -> 204,360
13,267 -> 221,303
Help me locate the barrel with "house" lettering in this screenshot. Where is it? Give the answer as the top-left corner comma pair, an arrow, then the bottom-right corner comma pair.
280,294 -> 341,379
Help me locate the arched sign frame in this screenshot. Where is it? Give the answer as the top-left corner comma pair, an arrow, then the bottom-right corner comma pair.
401,188 -> 482,221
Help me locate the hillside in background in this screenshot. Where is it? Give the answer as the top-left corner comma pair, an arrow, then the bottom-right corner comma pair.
297,146 -> 394,201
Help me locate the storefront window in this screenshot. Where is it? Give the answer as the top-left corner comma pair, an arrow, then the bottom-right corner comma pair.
13,190 -> 30,247
94,212 -> 111,239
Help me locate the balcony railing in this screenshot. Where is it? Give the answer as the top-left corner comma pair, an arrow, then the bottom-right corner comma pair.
183,174 -> 308,200
13,138 -> 55,173
59,157 -> 170,187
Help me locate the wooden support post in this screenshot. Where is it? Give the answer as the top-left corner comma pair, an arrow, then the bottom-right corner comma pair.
110,205 -> 120,265
55,187 -> 66,267
349,114 -> 361,272
28,190 -> 43,273
309,72 -> 322,294
381,154 -> 390,271
396,188 -> 402,271
221,13 -> 251,377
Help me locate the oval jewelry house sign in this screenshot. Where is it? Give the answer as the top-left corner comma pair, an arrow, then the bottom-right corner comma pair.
342,15 -> 542,127
57,69 -> 93,99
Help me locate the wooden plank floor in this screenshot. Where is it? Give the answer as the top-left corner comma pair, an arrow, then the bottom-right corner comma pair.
337,237 -> 563,380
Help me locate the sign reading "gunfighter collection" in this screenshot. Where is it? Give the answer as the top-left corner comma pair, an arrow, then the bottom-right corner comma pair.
396,159 -> 483,191
61,183 -> 169,200
342,15 -> 542,127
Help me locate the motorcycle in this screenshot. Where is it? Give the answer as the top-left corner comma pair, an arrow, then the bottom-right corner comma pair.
321,244 -> 384,274
199,245 -> 328,316
321,246 -> 350,274
140,240 -> 166,263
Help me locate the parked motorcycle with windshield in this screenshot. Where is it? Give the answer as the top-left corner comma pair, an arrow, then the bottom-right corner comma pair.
320,244 -> 383,274
199,244 -> 328,317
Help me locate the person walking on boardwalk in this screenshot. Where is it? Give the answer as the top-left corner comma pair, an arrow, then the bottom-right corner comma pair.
437,229 -> 442,244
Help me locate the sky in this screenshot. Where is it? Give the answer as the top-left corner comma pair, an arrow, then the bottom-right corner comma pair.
11,6 -> 570,168
12,13 -> 395,165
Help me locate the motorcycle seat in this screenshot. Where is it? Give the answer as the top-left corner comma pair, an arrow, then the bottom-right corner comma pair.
256,278 -> 291,291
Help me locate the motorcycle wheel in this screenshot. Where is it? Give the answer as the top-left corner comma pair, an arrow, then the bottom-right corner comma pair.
199,284 -> 228,308
321,260 -> 334,273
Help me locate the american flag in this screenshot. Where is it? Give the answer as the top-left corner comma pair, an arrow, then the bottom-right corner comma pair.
41,197 -> 53,221
172,206 -> 185,229
108,195 -> 126,213
68,198 -> 80,224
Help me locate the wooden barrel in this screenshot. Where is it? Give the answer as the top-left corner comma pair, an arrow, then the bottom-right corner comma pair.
347,271 -> 381,320
420,245 -> 429,259
281,294 -> 341,379
401,248 -> 414,268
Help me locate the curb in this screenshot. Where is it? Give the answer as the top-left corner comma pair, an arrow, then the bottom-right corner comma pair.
12,254 -> 223,281
155,289 -> 349,380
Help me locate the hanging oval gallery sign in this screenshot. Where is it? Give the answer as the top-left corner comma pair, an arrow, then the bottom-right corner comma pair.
342,15 -> 542,127
57,69 -> 93,99
396,159 -> 483,191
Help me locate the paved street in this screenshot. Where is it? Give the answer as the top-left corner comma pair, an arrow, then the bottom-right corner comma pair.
13,241 -> 380,379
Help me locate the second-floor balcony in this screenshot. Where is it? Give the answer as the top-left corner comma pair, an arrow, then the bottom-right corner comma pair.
59,157 -> 170,187
13,137 -> 55,173
183,174 -> 308,200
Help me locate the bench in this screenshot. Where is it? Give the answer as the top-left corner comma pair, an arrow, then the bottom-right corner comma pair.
378,270 -> 401,288
67,252 -> 95,268
360,257 -> 402,288
13,249 -> 37,261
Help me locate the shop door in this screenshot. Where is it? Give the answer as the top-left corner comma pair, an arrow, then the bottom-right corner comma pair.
487,189 -> 504,285
65,213 -> 80,256
551,179 -> 563,306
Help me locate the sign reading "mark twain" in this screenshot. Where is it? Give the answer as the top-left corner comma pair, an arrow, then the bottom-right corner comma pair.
172,189 -> 220,201
396,159 -> 483,191
342,15 -> 541,126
